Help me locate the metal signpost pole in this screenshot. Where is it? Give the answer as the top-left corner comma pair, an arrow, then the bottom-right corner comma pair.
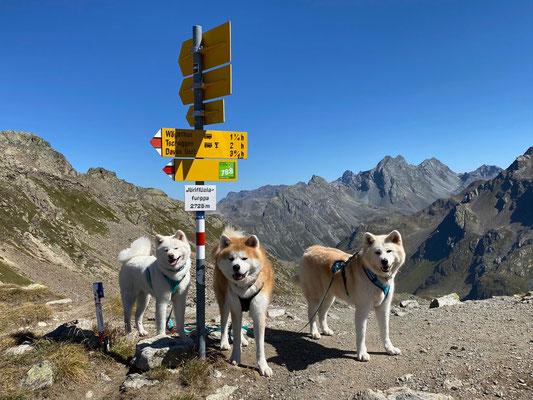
192,25 -> 206,360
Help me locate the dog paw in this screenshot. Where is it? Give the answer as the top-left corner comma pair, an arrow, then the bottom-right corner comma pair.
357,351 -> 370,362
310,331 -> 321,340
386,346 -> 401,355
259,363 -> 273,377
220,340 -> 231,350
138,328 -> 149,337
322,327 -> 334,336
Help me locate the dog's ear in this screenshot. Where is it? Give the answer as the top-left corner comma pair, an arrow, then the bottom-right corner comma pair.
245,235 -> 260,249
155,234 -> 165,245
174,230 -> 188,243
219,234 -> 231,250
364,232 -> 376,247
386,230 -> 402,245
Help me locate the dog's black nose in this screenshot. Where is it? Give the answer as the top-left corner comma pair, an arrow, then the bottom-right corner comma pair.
233,264 -> 240,272
381,259 -> 389,266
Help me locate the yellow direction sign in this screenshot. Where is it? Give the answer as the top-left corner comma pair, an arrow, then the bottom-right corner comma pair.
164,159 -> 237,182
158,128 -> 247,159
186,99 -> 225,127
179,64 -> 231,105
178,21 -> 231,77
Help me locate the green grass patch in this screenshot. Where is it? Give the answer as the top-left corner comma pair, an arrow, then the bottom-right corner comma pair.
0,302 -> 53,333
0,262 -> 32,286
146,365 -> 173,381
0,283 -> 59,305
180,358 -> 210,388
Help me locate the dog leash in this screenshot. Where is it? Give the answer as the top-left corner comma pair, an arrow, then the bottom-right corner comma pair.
296,255 -> 354,333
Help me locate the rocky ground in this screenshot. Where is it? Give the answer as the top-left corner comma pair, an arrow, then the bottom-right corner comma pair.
2,287 -> 532,400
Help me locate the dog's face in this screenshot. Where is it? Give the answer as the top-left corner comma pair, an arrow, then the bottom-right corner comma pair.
155,231 -> 190,272
216,234 -> 263,287
361,230 -> 405,278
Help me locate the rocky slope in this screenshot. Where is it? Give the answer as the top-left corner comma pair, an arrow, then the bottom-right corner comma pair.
0,130 -> 230,300
339,147 -> 533,299
218,156 -> 500,262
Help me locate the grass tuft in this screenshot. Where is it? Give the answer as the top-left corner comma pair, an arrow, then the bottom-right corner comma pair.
146,365 -> 173,381
0,303 -> 53,332
180,358 -> 210,388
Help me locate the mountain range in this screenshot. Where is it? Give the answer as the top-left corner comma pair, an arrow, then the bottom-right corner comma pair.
218,155 -> 502,260
338,147 -> 533,299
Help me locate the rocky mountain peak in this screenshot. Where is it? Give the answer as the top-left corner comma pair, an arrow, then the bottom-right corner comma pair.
86,167 -> 118,180
0,130 -> 77,177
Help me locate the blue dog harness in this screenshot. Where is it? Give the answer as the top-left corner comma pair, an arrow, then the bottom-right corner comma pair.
145,265 -> 185,295
331,255 -> 390,300
362,266 -> 390,299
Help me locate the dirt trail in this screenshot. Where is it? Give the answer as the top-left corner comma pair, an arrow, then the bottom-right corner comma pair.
27,292 -> 533,400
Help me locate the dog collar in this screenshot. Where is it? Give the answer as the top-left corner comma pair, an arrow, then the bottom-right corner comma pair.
145,267 -> 185,295
362,266 -> 390,299
238,282 -> 264,312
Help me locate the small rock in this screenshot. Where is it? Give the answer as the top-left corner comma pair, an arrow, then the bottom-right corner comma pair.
213,369 -> 223,378
397,373 -> 413,383
399,300 -> 420,309
444,378 -> 463,390
45,298 -> 73,306
430,293 -> 460,308
37,321 -> 47,327
391,307 -> 408,317
206,384 -> 238,400
99,372 -> 112,382
5,343 -> 33,357
85,391 -> 93,399
267,308 -> 286,318
21,361 -> 54,390
120,373 -> 158,390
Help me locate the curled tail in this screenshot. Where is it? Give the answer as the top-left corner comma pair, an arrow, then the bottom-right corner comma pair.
118,236 -> 151,263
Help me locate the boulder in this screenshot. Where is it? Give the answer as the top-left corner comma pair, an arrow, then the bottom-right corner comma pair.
21,361 -> 54,390
429,293 -> 460,309
45,298 -> 73,306
267,308 -> 286,318
132,336 -> 194,370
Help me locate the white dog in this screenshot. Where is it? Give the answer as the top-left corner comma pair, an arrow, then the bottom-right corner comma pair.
292,231 -> 405,361
118,231 -> 191,337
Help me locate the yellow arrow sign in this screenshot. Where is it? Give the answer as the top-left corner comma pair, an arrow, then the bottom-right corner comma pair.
159,128 -> 247,159
165,159 -> 237,182
178,21 -> 231,77
179,64 -> 231,105
186,99 -> 225,127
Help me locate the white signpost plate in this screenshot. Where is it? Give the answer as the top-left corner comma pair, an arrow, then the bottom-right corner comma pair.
184,185 -> 217,211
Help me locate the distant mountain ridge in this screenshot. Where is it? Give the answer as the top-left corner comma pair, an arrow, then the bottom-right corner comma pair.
338,146 -> 533,299
218,155 -> 501,261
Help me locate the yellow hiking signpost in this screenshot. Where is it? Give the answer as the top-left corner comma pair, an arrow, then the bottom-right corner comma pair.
178,21 -> 231,77
149,20 -> 246,360
163,159 -> 237,182
186,99 -> 225,126
150,128 -> 247,159
179,64 -> 232,105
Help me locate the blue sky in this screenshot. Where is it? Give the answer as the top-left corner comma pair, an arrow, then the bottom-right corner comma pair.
1,0 -> 531,201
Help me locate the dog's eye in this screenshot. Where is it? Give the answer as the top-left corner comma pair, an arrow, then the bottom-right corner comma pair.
387,250 -> 392,253
241,257 -> 248,261
229,257 -> 234,261
375,251 -> 381,255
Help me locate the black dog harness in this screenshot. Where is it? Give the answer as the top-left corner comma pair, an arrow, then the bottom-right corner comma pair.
238,283 -> 264,312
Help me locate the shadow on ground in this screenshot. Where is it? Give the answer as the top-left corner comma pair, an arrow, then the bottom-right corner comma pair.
265,327 -> 358,371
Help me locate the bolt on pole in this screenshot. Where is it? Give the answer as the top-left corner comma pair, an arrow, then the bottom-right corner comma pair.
192,24 -> 206,360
